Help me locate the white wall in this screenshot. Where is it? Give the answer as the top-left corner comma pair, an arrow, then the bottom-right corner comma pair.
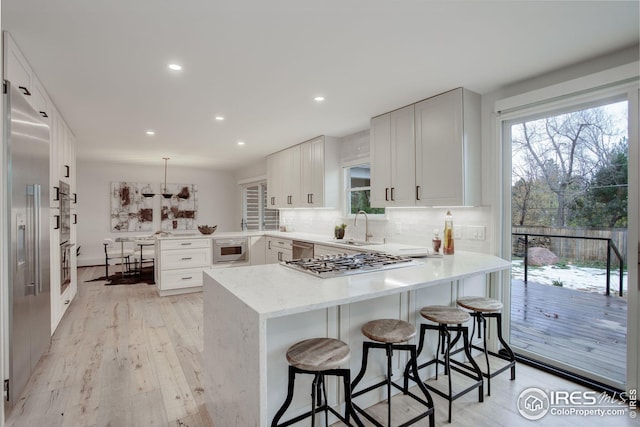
76,160 -> 237,266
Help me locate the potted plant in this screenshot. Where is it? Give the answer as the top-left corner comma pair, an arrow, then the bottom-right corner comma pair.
334,223 -> 347,240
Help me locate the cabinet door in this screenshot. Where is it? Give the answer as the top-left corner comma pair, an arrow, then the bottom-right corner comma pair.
415,89 -> 464,206
300,137 -> 325,207
370,113 -> 392,207
266,153 -> 280,208
390,104 -> 416,206
4,34 -> 32,99
281,145 -> 301,207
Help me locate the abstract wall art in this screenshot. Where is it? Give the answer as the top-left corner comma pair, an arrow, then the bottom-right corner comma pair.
160,183 -> 198,231
110,182 -> 155,232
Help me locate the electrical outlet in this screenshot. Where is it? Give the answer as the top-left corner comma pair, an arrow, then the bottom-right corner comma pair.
467,226 -> 486,240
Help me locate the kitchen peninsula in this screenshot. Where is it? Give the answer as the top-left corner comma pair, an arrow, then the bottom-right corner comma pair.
203,251 -> 510,426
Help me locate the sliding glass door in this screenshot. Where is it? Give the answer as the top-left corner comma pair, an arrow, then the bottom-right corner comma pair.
500,87 -> 636,391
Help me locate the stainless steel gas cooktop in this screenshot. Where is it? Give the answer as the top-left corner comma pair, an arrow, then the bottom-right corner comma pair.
282,252 -> 421,278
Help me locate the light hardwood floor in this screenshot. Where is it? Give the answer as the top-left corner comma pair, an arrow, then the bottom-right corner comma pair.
4,267 -> 636,427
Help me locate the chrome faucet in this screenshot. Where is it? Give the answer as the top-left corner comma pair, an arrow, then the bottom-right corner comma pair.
354,210 -> 373,242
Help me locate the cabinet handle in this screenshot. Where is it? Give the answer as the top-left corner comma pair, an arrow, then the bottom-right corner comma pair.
416,185 -> 421,201
309,193 -> 313,204
64,165 -> 70,178
385,188 -> 389,201
39,111 -> 48,118
181,257 -> 193,261
18,86 -> 31,96
180,242 -> 192,246
271,196 -> 275,205
181,276 -> 193,280
54,186 -> 60,201
73,214 -> 77,224
54,215 -> 60,230
268,241 -> 272,250
390,187 -> 395,201
277,252 -> 282,262
73,193 -> 77,204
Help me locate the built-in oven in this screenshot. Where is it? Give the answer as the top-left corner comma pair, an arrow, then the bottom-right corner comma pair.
58,181 -> 73,294
213,237 -> 248,264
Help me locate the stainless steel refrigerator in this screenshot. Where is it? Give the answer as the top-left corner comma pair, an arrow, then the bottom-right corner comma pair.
3,80 -> 51,405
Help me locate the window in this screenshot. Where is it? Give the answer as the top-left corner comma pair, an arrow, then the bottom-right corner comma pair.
344,164 -> 385,215
242,181 -> 279,230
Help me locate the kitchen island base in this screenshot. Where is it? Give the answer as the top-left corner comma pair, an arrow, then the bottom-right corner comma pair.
203,252 -> 510,426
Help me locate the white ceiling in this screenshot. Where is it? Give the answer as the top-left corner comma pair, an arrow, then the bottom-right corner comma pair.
2,1 -> 638,171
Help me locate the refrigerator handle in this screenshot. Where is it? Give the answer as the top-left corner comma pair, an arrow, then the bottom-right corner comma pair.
33,185 -> 42,295
25,185 -> 38,296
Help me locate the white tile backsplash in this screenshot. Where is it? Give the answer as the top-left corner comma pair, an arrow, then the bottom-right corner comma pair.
279,206 -> 493,254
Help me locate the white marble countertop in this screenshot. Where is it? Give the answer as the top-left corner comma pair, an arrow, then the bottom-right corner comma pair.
154,230 -> 434,256
204,251 -> 510,320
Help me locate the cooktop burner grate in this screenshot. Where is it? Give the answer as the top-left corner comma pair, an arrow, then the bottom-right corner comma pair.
282,252 -> 419,278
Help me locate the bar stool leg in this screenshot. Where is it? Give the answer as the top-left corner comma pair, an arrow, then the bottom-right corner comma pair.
350,342 -> 371,391
407,345 -> 436,427
462,327 -> 484,403
271,366 -> 297,427
494,313 -> 516,380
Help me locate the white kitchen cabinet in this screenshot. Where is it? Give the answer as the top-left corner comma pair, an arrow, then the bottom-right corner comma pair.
249,236 -> 266,265
266,148 -> 299,209
3,32 -> 33,101
266,153 -> 280,208
370,105 -> 416,207
414,88 -> 481,207
267,135 -> 340,209
281,145 -> 301,207
300,136 -> 340,208
266,237 -> 292,263
156,237 -> 213,296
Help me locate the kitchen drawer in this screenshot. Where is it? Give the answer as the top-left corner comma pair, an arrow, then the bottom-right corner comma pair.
161,238 -> 211,250
267,238 -> 292,251
161,248 -> 211,270
160,268 -> 204,290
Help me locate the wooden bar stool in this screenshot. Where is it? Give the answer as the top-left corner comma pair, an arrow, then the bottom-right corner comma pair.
456,296 -> 516,395
271,338 -> 364,427
404,306 -> 483,423
351,319 -> 435,427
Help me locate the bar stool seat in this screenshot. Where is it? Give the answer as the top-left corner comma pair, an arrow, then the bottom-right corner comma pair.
456,296 -> 516,396
286,338 -> 351,371
361,318 -> 416,343
457,296 -> 503,312
405,306 -> 483,423
351,319 -> 435,427
272,338 -> 363,427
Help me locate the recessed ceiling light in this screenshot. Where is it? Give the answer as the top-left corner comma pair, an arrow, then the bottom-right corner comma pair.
314,96 -> 325,102
146,130 -> 155,135
237,141 -> 245,146
215,116 -> 225,121
168,63 -> 182,71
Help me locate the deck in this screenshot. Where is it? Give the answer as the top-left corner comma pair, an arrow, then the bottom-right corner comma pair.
510,279 -> 627,385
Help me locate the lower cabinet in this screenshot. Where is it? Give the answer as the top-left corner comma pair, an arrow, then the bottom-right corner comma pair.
156,237 -> 212,296
266,237 -> 292,263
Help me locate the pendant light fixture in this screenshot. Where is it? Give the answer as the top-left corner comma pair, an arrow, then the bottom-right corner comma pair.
141,184 -> 155,198
162,157 -> 173,199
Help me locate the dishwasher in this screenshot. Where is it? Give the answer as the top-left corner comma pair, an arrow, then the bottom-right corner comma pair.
292,240 -> 314,259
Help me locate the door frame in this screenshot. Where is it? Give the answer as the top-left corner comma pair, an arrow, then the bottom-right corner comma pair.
493,65 -> 639,393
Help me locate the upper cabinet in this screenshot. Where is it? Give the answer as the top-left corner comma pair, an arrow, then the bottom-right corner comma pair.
300,136 -> 340,208
415,88 -> 481,207
370,104 -> 416,207
267,135 -> 339,209
370,87 -> 481,207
